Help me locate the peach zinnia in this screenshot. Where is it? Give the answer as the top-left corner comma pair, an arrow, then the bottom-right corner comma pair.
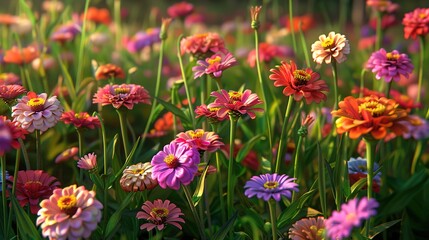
180,32 -> 227,59
3,46 -> 39,65
93,84 -> 151,110
311,31 -> 350,64
331,95 -> 409,139
269,60 -> 328,104
95,63 -> 125,80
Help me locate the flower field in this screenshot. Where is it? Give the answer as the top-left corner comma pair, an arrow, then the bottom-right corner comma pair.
1,0 -> 429,239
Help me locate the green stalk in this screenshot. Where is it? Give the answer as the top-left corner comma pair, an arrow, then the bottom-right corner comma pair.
171,85 -> 178,136
288,0 -> 298,53
1,156 -> 7,239
331,61 -> 339,110
360,69 -> 367,98
116,109 -> 130,157
35,130 -> 42,170
275,96 -> 294,173
77,128 -> 84,183
113,0 -> 121,50
417,36 -> 425,104
317,142 -> 328,218
183,185 -> 206,240
19,66 -> 33,92
292,135 -> 303,202
212,125 -> 226,225
76,0 -> 91,89
364,138 -> 376,236
410,141 -> 422,174
375,11 -> 382,51
227,115 -> 238,237
7,151 -> 21,236
18,139 -> 31,169
385,81 -> 393,98
268,200 -> 278,240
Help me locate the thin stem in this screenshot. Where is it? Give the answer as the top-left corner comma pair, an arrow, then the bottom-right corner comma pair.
331,61 -> 339,110
385,81 -> 393,98
275,96 -> 294,173
76,0 -> 91,88
268,200 -> 278,240
1,156 -> 7,238
292,136 -> 303,202
364,138 -> 376,236
375,11 -> 382,51
212,125 -> 226,225
116,109 -> 130,157
227,115 -> 238,235
19,66 -> 33,92
183,185 -> 206,240
213,77 -> 223,90
288,0 -> 298,53
360,69 -> 367,98
35,130 -> 42,170
114,0 -> 121,50
77,129 -> 84,183
7,151 -> 21,236
411,141 -> 422,174
18,138 -> 31,169
171,85 -> 178,136
417,36 -> 425,104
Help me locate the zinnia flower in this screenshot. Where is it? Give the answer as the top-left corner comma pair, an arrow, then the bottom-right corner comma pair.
37,185 -> 103,239
60,111 -> 101,129
325,198 -> 378,239
0,85 -> 26,104
331,95 -> 409,139
194,104 -> 228,123
55,147 -> 79,164
50,22 -> 81,43
77,153 -> 97,171
167,1 -> 194,19
247,42 -> 294,68
0,73 -> 21,85
244,173 -> 299,201
95,63 -> 125,80
348,157 -> 381,193
120,162 -> 158,192
366,48 -> 414,82
180,32 -> 227,59
288,216 -> 326,240
81,7 -> 111,25
0,116 -> 27,156
93,84 -> 151,110
3,46 -> 39,65
11,92 -> 63,133
311,31 -> 350,64
269,60 -> 328,104
390,89 -> 421,110
401,115 -> 429,139
366,0 -> 391,11
173,129 -> 224,153
192,51 -> 237,79
151,142 -> 200,190
136,199 -> 185,231
125,29 -> 161,53
402,8 -> 429,39
13,170 -> 60,214
207,89 -> 264,119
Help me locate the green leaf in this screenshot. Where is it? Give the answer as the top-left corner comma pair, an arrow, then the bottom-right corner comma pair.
317,142 -> 327,217
236,134 -> 265,163
212,212 -> 238,240
104,193 -> 136,238
155,97 -> 191,125
277,189 -> 316,228
368,219 -> 401,239
56,55 -> 77,100
261,156 -> 271,173
348,178 -> 367,200
19,0 -> 36,25
109,138 -> 141,186
11,196 -> 42,240
192,162 -> 210,206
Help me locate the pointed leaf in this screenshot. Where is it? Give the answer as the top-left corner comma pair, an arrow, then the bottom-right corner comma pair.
192,162 -> 211,206
110,138 -> 142,186
155,97 -> 191,125
236,134 -> 265,163
11,196 -> 42,240
368,219 -> 401,239
277,189 -> 316,228
104,193 -> 136,238
347,178 -> 367,200
212,212 -> 238,240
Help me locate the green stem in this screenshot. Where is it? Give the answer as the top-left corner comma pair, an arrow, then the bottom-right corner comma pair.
1,156 -> 7,239
364,138 -> 376,236
385,81 -> 393,98
275,96 -> 294,173
7,151 -> 21,236
76,0 -> 91,89
77,129 -> 84,183
331,61 -> 339,110
35,130 -> 42,170
183,185 -> 206,240
213,77 -> 223,91
19,66 -> 33,92
292,136 -> 303,202
288,0 -> 298,53
268,200 -> 278,240
213,125 -> 226,225
417,36 -> 425,104
375,11 -> 382,51
114,0 -> 121,50
116,109 -> 130,157
410,141 -> 423,174
227,115 -> 238,236
360,69 -> 367,98
18,138 -> 30,170
171,85 -> 178,136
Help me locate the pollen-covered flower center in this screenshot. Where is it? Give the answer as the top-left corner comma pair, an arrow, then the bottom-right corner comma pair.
189,130 -> 204,139
263,181 -> 279,189
74,113 -> 89,119
386,52 -> 400,61
27,97 -> 45,111
293,70 -> 311,85
359,101 -> 386,116
321,37 -> 334,49
207,56 -> 221,65
419,13 -> 427,19
209,107 -> 220,113
57,195 -> 78,216
228,91 -> 242,102
151,207 -> 169,218
131,168 -> 145,175
114,87 -> 130,94
164,154 -> 179,168
346,212 -> 358,223
358,165 -> 367,171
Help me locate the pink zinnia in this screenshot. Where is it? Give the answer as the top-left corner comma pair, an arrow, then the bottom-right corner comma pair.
192,51 -> 237,79
311,31 -> 350,64
55,147 -> 79,164
60,111 -> 101,129
180,32 -> 227,59
37,185 -> 103,239
0,116 -> 27,156
167,1 -> 194,19
366,48 -> 414,82
194,104 -> 228,123
0,84 -> 26,104
0,73 -> 21,85
93,84 -> 151,110
269,60 -> 328,104
136,199 -> 185,231
247,42 -> 294,68
207,89 -> 264,119
402,8 -> 429,39
12,170 -> 60,214
288,217 -> 326,240
173,129 -> 224,153
77,152 -> 97,171
11,92 -> 63,133
151,142 -> 200,190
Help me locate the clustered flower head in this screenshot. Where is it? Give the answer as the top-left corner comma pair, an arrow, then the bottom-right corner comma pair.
311,31 -> 350,64
192,51 -> 237,79
195,104 -> 228,123
288,216 -> 326,240
173,129 -> 224,153
0,116 -> 27,156
348,157 -> 382,193
180,32 -> 227,59
325,198 -> 378,239
207,89 -> 264,119
402,8 -> 429,39
167,1 -> 194,19
0,84 -> 26,105
55,147 -> 79,164
120,162 -> 158,192
151,142 -> 200,190
12,92 -> 63,133
244,173 -> 299,201
13,170 -> 60,214
247,42 -> 294,68
93,83 -> 151,110
401,115 -> 429,139
269,60 -> 329,104
136,199 -> 185,231
366,48 -> 414,82
95,63 -> 125,80
77,152 -> 98,171
331,95 -> 409,139
3,45 -> 39,65
125,28 -> 161,53
60,111 -> 101,129
37,185 -> 103,239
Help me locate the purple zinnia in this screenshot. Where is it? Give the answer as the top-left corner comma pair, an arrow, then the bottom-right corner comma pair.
192,52 -> 237,79
366,48 -> 413,82
401,115 -> 429,140
244,173 -> 299,202
126,29 -> 161,53
348,157 -> 381,193
325,198 -> 379,239
151,142 -> 200,190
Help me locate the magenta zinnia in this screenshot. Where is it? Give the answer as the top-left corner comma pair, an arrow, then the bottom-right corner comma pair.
60,111 -> 101,129
311,31 -> 350,64
366,48 -> 414,82
37,185 -> 103,239
93,83 -> 151,110
136,199 -> 185,231
151,142 -> 200,190
192,51 -> 237,79
194,104 -> 228,123
173,129 -> 224,153
244,173 -> 299,202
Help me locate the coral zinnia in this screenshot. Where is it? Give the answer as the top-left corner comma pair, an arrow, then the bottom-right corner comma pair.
0,116 -> 27,156
81,7 -> 111,25
93,84 -> 151,110
167,1 -> 194,19
77,153 -> 98,171
0,84 -> 26,105
331,95 -> 409,139
37,185 -> 103,239
269,60 -> 328,104
11,92 -> 63,133
192,51 -> 237,79
402,8 -> 429,39
194,104 -> 228,123
311,31 -> 350,64
136,199 -> 185,231
60,111 -> 101,129
247,42 -> 293,68
180,32 -> 227,59
95,63 -> 125,80
12,170 -> 60,214
151,142 -> 200,190
3,46 -> 39,65
244,173 -> 299,201
207,89 -> 264,119
120,162 -> 158,192
173,129 -> 224,153
366,48 -> 413,82
288,216 -> 326,240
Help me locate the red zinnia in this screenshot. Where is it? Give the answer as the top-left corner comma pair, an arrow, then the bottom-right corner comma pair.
0,116 -> 27,156
81,7 -> 111,25
402,8 -> 429,40
61,111 -> 101,129
95,64 -> 125,80
167,1 -> 194,19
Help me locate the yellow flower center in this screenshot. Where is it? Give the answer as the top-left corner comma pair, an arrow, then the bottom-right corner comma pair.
27,97 -> 45,111
209,107 -> 220,113
74,113 -> 89,119
293,69 -> 311,85
419,13 -> 427,19
321,37 -> 334,49
358,165 -> 367,171
189,130 -> 204,139
386,52 -> 400,61
196,33 -> 208,38
309,225 -> 318,231
164,154 -> 179,168
114,87 -> 130,94
24,181 -> 42,189
263,181 -> 279,189
57,195 -> 78,216
359,101 -> 386,117
228,91 -> 242,102
346,212 -> 357,222
207,56 -> 221,65
151,207 -> 169,218
132,168 -> 145,175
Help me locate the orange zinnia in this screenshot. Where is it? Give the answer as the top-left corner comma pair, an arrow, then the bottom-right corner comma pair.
0,14 -> 17,26
331,95 -> 408,139
81,7 -> 111,25
3,46 -> 39,65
